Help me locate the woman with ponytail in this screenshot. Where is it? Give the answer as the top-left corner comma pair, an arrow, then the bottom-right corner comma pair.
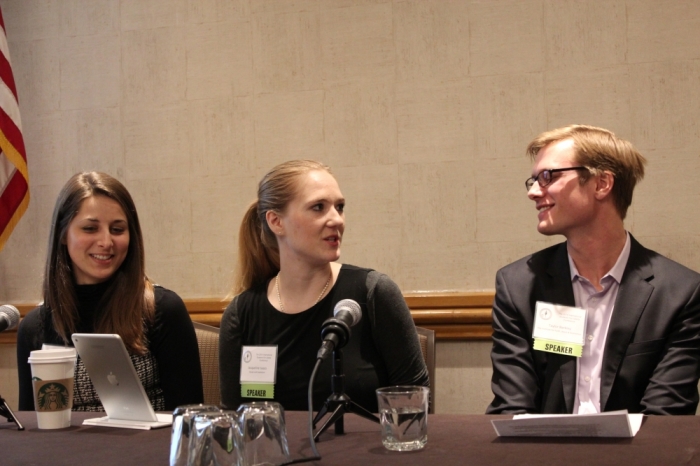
219,160 -> 428,412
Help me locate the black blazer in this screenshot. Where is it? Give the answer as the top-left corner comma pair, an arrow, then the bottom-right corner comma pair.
487,235 -> 700,415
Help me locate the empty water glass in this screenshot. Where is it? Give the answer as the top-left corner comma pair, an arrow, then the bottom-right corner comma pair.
188,410 -> 239,466
170,404 -> 220,466
236,401 -> 290,466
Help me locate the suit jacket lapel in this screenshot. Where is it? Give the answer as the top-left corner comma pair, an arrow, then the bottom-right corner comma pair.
543,243 -> 577,412
600,236 -> 654,410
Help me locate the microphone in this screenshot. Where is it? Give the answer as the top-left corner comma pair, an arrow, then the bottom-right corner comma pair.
0,305 -> 20,333
317,299 -> 362,360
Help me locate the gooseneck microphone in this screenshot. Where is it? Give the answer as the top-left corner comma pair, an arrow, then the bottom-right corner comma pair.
316,299 -> 362,360
0,305 -> 20,333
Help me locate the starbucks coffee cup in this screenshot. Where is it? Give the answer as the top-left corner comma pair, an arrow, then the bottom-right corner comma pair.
27,348 -> 77,429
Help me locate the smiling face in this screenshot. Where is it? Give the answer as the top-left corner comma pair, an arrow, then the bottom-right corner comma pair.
527,138 -> 598,238
272,169 -> 345,267
64,195 -> 130,285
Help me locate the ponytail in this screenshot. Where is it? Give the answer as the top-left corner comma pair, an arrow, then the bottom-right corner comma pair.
234,200 -> 279,294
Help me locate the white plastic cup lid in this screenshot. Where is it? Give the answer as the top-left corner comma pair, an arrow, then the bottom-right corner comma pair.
28,348 -> 77,364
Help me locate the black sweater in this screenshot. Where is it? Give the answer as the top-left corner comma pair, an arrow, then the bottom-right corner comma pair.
16,282 -> 204,411
219,264 -> 429,412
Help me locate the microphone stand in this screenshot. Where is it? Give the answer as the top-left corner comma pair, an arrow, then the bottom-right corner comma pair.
312,348 -> 378,441
0,393 -> 24,430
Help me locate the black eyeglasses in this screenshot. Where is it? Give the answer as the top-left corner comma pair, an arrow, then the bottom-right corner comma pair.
525,167 -> 588,191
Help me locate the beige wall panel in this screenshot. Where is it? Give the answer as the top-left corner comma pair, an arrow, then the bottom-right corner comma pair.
543,0 -> 626,70
129,177 -> 192,261
186,0 -> 250,24
188,97 -> 256,177
121,0 -> 186,31
7,39 -> 60,119
1,0 -> 59,42
253,9 -> 322,94
475,157 -> 536,244
319,2 -> 394,85
629,61 -> 700,151
333,164 -> 401,280
545,65 -> 631,135
121,27 -> 186,107
60,0 -> 119,37
395,80 -> 474,165
636,236 -> 700,276
61,108 -> 125,178
22,115 -> 64,183
190,175 -> 254,255
436,340 -> 493,414
398,161 -> 477,291
627,1 -> 700,64
394,0 -> 470,83
60,34 -> 120,111
251,0 -> 319,16
122,103 -> 191,180
472,73 -> 547,160
324,81 -> 397,168
469,0 -> 543,77
252,91 -> 325,165
147,250 -> 236,299
321,0 -> 390,9
187,20 -> 253,100
633,148 -> 700,238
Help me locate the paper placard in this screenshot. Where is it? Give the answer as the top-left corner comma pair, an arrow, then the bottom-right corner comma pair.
491,410 -> 643,438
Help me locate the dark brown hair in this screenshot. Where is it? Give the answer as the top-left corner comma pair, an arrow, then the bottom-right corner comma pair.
526,125 -> 646,219
234,160 -> 333,294
43,172 -> 154,354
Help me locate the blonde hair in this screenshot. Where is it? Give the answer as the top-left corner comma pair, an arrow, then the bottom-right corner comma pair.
526,125 -> 646,219
233,160 -> 333,294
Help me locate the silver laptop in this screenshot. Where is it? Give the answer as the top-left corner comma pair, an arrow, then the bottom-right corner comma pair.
71,333 -> 172,430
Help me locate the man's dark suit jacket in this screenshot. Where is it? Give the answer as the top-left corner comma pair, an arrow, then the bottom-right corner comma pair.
487,235 -> 700,415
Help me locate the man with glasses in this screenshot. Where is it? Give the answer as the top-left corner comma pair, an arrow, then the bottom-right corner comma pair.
487,125 -> 700,415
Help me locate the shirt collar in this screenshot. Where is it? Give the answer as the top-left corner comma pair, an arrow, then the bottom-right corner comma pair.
568,231 -> 631,284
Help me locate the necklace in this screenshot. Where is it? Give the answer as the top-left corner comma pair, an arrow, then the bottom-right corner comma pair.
276,272 -> 331,312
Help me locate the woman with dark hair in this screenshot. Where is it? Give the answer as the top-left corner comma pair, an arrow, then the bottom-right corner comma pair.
219,160 -> 428,412
16,172 -> 203,411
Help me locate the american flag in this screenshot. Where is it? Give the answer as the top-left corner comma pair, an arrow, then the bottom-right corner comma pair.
0,6 -> 29,252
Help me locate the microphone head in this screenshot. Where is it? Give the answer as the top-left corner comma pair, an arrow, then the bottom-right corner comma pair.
0,304 -> 20,330
333,299 -> 361,326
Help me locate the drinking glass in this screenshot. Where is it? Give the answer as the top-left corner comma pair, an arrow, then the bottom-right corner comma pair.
376,386 -> 429,451
236,401 -> 290,466
169,404 -> 220,466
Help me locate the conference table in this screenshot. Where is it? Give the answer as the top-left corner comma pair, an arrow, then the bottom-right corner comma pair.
2,411 -> 700,465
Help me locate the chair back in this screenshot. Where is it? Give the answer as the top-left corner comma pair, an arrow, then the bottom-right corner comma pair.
415,326 -> 436,414
193,322 -> 221,406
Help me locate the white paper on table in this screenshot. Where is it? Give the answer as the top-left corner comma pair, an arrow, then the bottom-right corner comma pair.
491,410 -> 643,438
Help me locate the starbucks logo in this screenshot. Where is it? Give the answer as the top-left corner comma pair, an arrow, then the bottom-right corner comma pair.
37,382 -> 70,411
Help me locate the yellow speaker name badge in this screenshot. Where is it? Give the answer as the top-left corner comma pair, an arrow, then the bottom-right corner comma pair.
240,345 -> 277,399
532,301 -> 587,357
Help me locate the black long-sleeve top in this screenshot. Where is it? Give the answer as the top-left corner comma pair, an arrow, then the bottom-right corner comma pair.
16,282 -> 204,411
219,264 -> 429,413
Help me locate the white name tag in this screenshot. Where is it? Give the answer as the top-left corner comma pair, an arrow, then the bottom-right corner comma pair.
532,301 -> 587,357
240,346 -> 278,399
240,345 -> 278,383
